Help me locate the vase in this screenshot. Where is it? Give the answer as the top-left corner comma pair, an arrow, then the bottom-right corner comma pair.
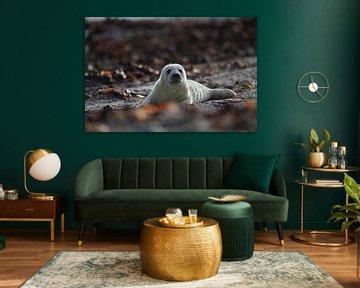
308,152 -> 328,168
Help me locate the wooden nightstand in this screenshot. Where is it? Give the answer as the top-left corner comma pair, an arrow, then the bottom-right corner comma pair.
0,195 -> 66,241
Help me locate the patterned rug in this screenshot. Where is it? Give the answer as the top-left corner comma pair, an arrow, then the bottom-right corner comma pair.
21,251 -> 342,288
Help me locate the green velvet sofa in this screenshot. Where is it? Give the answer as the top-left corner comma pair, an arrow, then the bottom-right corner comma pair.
74,157 -> 288,245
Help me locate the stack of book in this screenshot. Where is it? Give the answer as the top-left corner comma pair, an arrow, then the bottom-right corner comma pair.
314,179 -> 341,185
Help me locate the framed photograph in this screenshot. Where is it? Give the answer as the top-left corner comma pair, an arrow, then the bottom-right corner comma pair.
85,17 -> 257,132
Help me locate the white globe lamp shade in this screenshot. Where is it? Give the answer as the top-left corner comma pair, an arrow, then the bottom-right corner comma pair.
28,150 -> 61,181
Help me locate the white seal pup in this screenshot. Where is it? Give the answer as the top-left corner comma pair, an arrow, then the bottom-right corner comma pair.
142,63 -> 236,105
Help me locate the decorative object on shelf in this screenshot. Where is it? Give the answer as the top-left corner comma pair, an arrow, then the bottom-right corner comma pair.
208,195 -> 246,203
4,189 -> 18,200
329,173 -> 360,280
338,146 -> 347,169
315,179 -> 340,185
297,72 -> 329,103
300,169 -> 309,183
328,142 -> 338,169
296,128 -> 330,168
0,184 -> 4,200
24,148 -> 61,199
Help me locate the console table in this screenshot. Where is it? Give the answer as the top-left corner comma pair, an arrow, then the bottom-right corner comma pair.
0,195 -> 66,241
291,166 -> 359,246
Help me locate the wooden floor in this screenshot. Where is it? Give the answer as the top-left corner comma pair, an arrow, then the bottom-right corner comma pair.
0,228 -> 358,288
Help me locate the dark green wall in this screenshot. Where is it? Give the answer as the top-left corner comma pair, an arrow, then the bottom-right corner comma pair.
1,0 -> 359,230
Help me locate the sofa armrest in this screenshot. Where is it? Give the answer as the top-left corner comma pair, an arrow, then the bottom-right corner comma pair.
75,159 -> 104,199
269,168 -> 287,198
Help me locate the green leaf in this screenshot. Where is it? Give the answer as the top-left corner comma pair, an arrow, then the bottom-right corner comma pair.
341,220 -> 358,234
323,129 -> 330,144
296,142 -> 312,152
310,128 -> 319,144
329,212 -> 357,221
344,173 -> 360,204
317,140 -> 325,152
331,203 -> 360,215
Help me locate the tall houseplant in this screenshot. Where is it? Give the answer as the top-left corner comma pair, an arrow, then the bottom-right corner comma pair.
296,128 -> 330,167
329,173 -> 360,234
329,173 -> 360,279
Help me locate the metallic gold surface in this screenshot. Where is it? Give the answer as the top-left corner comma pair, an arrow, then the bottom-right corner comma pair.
61,213 -> 65,234
280,240 -> 285,246
293,180 -> 343,188
158,216 -> 203,228
307,152 -> 328,168
28,193 -> 53,200
140,217 -> 222,281
302,166 -> 360,173
28,149 -> 52,168
291,231 -> 355,247
294,169 -> 358,246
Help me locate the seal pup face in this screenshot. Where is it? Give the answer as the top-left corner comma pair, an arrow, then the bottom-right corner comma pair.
160,63 -> 187,87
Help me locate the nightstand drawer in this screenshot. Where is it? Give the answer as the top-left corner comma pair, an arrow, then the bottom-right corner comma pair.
1,201 -> 55,218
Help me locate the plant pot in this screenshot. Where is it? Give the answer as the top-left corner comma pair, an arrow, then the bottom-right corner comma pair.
308,152 -> 328,168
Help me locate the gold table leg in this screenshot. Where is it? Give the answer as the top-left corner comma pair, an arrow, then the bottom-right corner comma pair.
291,183 -> 354,246
61,213 -> 65,234
345,194 -> 348,243
300,185 -> 304,233
50,219 -> 55,242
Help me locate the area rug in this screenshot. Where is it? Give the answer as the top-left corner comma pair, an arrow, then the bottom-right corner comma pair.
21,251 -> 342,288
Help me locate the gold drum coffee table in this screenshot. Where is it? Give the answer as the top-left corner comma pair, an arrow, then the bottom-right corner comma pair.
139,217 -> 222,281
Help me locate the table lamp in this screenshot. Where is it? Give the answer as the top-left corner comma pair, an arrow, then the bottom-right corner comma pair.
24,149 -> 61,199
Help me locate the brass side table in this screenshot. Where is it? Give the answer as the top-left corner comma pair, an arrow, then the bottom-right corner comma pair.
291,166 -> 359,246
139,217 -> 222,281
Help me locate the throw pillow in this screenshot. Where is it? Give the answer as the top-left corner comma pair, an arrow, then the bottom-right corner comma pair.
223,153 -> 280,193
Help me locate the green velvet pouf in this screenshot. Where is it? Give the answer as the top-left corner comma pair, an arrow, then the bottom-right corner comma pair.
201,201 -> 254,261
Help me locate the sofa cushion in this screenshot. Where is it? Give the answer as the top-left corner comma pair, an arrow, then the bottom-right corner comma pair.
223,153 -> 280,193
75,188 -> 288,222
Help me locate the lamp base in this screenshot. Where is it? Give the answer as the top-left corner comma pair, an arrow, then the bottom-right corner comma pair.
28,192 -> 55,200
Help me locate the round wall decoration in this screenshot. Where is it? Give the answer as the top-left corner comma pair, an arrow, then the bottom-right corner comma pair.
297,72 -> 329,103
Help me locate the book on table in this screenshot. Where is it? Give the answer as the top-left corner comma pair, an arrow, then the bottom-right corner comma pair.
314,179 -> 341,185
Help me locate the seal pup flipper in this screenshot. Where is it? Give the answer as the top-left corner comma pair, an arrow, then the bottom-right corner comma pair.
185,80 -> 236,103
209,88 -> 236,100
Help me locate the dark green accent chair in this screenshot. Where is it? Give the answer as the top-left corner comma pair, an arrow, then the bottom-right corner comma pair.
201,201 -> 254,261
74,157 -> 288,245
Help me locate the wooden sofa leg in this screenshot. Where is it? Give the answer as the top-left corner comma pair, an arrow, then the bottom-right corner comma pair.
78,222 -> 86,246
276,222 -> 285,246
262,222 -> 268,232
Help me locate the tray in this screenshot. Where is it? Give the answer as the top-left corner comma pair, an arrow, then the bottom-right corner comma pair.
159,216 -> 204,228
208,194 -> 246,203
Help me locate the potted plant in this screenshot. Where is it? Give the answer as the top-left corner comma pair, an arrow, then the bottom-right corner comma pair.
329,173 -> 360,279
296,128 -> 330,167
